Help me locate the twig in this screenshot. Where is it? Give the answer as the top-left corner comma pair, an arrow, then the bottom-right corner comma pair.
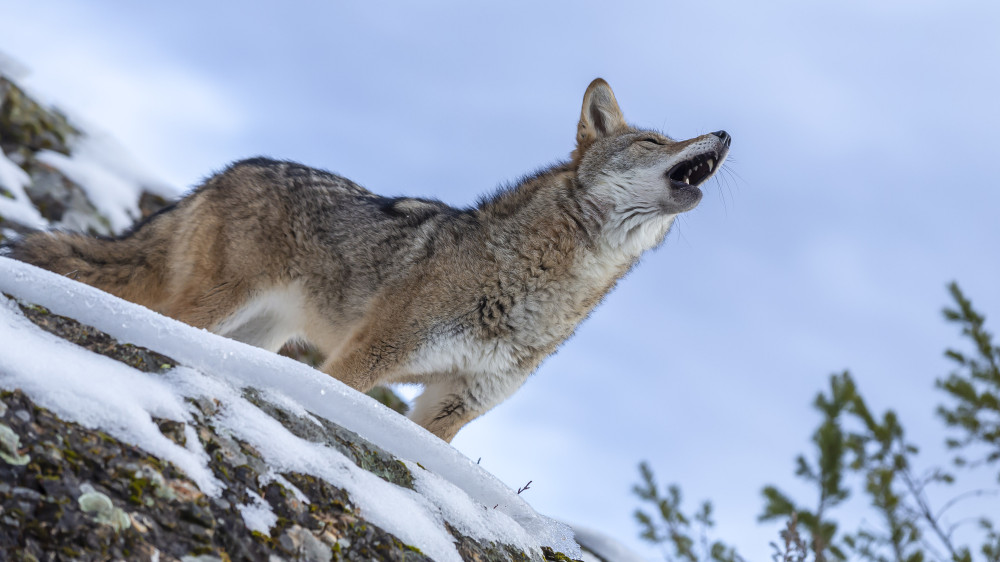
900,468 -> 960,558
935,489 -> 999,520
947,516 -> 988,539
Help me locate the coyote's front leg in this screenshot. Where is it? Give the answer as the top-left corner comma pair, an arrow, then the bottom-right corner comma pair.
318,320 -> 527,441
323,349 -> 480,441
407,369 -> 533,442
322,341 -> 484,441
320,336 -> 410,393
408,379 -> 483,443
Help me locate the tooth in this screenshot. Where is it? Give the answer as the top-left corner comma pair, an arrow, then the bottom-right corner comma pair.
707,159 -> 715,172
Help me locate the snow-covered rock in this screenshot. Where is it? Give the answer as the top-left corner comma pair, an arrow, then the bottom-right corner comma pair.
0,73 -> 174,242
0,257 -> 579,561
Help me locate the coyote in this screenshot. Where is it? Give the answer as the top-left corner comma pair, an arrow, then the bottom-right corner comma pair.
10,79 -> 730,441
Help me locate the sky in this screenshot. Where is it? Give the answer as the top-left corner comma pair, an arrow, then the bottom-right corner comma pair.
2,1 -> 999,560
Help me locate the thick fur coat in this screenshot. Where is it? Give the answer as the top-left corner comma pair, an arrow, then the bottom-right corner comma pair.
10,79 -> 731,441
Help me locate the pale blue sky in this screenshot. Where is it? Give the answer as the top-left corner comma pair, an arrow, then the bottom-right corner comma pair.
3,1 -> 999,559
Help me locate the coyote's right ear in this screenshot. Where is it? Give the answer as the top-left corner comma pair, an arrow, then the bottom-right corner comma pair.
575,78 -> 627,153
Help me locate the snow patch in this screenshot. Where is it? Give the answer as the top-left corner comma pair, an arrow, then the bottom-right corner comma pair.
571,524 -> 648,562
0,51 -> 29,81
0,151 -> 47,229
237,490 -> 278,535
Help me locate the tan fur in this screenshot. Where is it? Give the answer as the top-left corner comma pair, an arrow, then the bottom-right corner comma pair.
10,79 -> 731,441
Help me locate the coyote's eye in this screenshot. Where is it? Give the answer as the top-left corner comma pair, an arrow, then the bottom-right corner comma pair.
636,138 -> 664,148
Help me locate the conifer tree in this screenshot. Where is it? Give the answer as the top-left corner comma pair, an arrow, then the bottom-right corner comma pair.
633,461 -> 743,562
937,282 -> 1000,479
634,283 -> 1000,562
758,372 -> 855,561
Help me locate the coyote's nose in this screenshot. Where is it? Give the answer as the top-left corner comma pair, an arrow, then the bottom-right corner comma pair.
711,130 -> 731,147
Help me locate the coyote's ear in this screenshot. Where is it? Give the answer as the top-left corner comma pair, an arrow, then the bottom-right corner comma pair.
576,78 -> 627,149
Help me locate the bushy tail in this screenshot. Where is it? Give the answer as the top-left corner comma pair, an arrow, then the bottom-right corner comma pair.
7,229 -> 169,308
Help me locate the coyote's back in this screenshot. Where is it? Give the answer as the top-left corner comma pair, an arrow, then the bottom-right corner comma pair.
10,79 -> 730,442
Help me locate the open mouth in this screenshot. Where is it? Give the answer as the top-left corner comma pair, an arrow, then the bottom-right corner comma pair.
666,152 -> 721,187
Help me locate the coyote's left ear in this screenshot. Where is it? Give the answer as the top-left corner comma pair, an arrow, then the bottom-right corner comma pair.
575,78 -> 627,151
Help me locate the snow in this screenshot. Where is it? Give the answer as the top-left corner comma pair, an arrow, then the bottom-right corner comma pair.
0,51 -> 30,81
0,257 -> 580,560
0,150 -> 47,229
237,490 -> 279,535
571,524 -> 649,562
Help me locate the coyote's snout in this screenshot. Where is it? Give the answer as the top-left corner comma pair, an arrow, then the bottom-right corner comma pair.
10,79 -> 730,441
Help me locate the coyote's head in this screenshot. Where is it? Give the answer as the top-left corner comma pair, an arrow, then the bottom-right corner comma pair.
572,79 -> 730,255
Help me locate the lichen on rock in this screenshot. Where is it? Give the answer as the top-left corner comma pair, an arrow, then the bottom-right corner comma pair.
0,422 -> 30,465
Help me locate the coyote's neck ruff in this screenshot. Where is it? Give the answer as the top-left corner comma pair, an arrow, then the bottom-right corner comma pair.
11,79 -> 730,441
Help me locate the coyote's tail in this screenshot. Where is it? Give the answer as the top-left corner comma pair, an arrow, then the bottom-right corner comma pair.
7,227 -> 169,308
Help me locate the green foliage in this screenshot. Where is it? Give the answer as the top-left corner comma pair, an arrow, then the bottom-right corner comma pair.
633,461 -> 743,562
937,282 -> 1000,478
634,283 -> 1000,562
980,519 -> 1000,562
838,378 -> 932,562
758,372 -> 855,562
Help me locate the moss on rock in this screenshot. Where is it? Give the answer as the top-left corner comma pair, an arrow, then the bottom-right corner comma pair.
0,77 -> 77,156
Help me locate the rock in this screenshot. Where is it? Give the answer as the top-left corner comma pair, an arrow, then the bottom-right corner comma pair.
0,76 -> 77,156
22,160 -> 112,235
